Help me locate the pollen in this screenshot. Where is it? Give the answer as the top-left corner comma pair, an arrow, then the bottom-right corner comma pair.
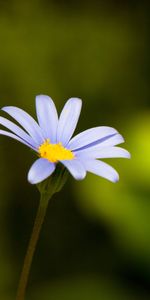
38,139 -> 75,163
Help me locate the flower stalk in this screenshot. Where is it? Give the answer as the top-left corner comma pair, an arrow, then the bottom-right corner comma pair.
16,165 -> 68,300
16,193 -> 49,300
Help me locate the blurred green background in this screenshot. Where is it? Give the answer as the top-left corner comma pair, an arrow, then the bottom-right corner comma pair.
0,0 -> 150,299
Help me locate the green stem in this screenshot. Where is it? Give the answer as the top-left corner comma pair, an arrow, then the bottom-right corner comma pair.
16,194 -> 50,300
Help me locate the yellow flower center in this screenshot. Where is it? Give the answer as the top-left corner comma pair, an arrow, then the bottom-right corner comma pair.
38,139 -> 75,163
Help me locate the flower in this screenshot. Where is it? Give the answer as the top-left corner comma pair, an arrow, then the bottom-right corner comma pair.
0,95 -> 130,184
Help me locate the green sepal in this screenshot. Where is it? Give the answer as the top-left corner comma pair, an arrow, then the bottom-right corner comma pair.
36,164 -> 68,200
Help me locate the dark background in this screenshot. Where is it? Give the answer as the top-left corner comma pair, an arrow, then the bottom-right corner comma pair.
0,1 -> 150,299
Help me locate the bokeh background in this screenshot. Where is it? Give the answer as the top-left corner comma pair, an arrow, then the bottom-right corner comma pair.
0,0 -> 150,299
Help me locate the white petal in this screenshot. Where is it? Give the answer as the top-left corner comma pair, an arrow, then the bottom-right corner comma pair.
61,159 -> 86,180
28,158 -> 55,184
0,116 -> 37,149
75,146 -> 131,159
68,127 -> 119,151
72,133 -> 124,152
2,106 -> 44,145
57,98 -> 82,146
81,159 -> 119,182
91,134 -> 125,149
36,95 -> 58,143
0,129 -> 35,150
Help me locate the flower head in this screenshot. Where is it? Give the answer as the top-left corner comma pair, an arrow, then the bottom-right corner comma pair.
0,95 -> 130,184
